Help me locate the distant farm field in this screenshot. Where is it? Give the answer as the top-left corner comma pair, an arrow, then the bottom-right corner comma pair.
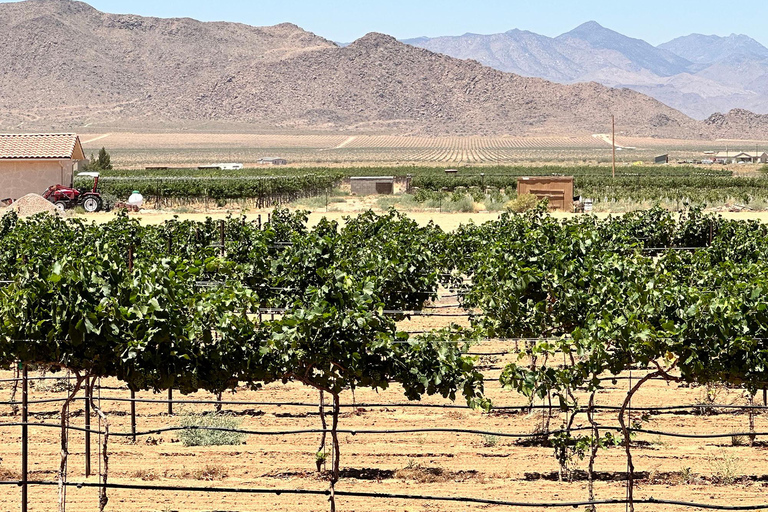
79,132 -> 768,168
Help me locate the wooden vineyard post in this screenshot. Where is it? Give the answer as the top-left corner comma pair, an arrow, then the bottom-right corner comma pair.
85,384 -> 91,477
257,214 -> 262,230
168,388 -> 173,416
21,363 -> 28,512
130,390 -> 136,443
219,220 -> 225,257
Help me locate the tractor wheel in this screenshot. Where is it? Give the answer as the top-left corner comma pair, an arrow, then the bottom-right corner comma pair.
82,195 -> 102,213
54,201 -> 68,212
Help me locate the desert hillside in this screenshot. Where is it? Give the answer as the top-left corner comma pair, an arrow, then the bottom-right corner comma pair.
1,0 -> 766,138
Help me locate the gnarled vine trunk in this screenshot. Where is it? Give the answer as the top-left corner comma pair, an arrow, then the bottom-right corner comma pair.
618,370 -> 660,512
329,393 -> 341,512
317,390 -> 327,473
87,377 -> 110,512
587,392 -> 598,512
59,373 -> 86,512
9,363 -> 20,416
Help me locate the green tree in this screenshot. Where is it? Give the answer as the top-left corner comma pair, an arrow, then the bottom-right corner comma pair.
97,147 -> 112,170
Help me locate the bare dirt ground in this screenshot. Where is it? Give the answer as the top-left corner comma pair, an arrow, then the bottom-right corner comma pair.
2,345 -> 767,512
79,202 -> 768,231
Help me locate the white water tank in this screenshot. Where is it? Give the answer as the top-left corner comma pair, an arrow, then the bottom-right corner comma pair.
128,191 -> 144,208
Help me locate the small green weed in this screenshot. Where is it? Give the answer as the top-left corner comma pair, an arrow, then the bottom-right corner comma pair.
177,413 -> 245,447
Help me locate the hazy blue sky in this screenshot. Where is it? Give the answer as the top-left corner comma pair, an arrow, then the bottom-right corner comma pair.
5,0 -> 767,45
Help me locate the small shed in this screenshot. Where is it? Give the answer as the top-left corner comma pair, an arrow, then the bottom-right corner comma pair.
350,176 -> 395,195
0,133 -> 85,201
517,176 -> 574,212
258,157 -> 288,165
654,154 -> 669,164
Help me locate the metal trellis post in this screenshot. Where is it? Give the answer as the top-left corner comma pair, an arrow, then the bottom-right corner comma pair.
21,362 -> 28,512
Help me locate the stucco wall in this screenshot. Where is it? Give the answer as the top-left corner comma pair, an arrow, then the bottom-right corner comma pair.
0,160 -> 76,200
350,177 -> 395,195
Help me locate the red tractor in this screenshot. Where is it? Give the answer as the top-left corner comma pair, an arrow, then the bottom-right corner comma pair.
43,172 -> 103,213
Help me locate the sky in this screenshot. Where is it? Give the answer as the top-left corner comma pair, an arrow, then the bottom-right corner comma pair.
4,0 -> 768,46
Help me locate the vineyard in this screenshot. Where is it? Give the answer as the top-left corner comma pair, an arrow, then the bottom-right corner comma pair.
4,207 -> 768,510
82,132 -> 768,167
77,165 -> 768,208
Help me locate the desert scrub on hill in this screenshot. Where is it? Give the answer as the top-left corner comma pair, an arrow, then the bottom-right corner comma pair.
177,413 -> 246,447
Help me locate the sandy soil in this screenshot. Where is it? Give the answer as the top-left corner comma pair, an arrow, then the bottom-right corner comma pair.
1,351 -> 767,512
77,203 -> 768,232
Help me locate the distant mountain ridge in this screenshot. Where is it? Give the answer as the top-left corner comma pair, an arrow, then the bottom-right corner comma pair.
404,23 -> 768,120
3,1 -> 768,138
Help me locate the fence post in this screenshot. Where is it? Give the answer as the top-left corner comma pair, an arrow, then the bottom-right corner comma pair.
21,362 -> 28,512
130,390 -> 137,443
85,383 -> 91,477
219,220 -> 225,257
168,388 -> 173,416
258,214 -> 262,230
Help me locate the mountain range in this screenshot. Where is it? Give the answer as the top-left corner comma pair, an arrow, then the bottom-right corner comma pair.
403,22 -> 768,120
1,0 -> 768,138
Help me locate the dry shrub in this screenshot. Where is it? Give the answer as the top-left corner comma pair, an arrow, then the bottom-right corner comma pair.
0,466 -> 20,481
395,460 -> 450,483
505,193 -> 540,213
131,468 -> 160,481
192,464 -> 228,481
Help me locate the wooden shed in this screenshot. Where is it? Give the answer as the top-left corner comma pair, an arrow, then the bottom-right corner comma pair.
350,176 -> 395,195
517,176 -> 574,212
0,133 -> 85,201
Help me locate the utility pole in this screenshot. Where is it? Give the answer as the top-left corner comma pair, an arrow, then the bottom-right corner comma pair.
612,115 -> 616,179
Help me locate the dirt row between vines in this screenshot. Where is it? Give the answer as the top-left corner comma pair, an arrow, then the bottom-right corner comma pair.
2,331 -> 768,512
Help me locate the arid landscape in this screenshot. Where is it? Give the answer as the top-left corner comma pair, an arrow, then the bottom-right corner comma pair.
3,0 -> 768,139
5,1 -> 768,512
3,332 -> 768,512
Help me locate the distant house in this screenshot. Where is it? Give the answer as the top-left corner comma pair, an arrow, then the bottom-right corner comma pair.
736,152 -> 768,164
654,154 -> 669,164
0,133 -> 85,200
258,157 -> 288,165
715,151 -> 768,164
198,163 -> 243,170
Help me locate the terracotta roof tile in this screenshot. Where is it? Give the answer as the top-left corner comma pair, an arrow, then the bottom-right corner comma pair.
0,133 -> 81,159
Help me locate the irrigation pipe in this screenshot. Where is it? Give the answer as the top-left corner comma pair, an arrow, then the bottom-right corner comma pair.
3,422 -> 768,441
0,481 -> 767,510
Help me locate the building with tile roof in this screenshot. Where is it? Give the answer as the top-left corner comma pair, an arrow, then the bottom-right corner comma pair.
0,134 -> 86,201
